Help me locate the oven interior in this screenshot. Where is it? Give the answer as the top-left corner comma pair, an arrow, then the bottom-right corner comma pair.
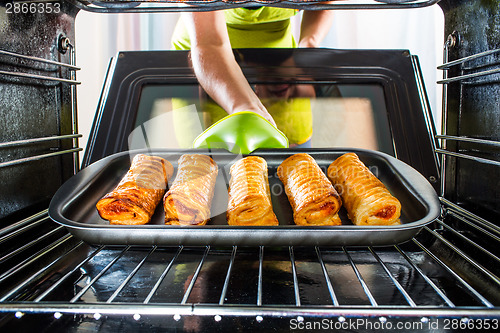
1,0 -> 499,331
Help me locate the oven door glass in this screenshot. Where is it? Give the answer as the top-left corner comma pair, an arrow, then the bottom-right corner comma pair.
130,83 -> 393,155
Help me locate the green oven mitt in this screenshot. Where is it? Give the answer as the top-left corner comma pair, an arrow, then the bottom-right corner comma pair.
192,111 -> 289,154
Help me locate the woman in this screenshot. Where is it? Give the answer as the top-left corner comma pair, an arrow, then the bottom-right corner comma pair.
171,6 -> 334,147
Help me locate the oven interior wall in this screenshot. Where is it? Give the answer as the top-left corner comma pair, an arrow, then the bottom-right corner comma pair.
0,3 -> 77,224
439,0 -> 500,221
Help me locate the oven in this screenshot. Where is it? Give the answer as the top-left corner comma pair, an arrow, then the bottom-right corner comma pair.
1,0 -> 499,331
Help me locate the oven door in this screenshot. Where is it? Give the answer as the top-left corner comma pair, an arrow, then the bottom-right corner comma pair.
83,48 -> 439,187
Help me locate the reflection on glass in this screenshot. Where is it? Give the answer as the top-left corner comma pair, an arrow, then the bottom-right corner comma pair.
130,83 -> 393,156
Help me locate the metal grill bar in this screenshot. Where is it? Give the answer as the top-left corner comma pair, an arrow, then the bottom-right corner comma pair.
0,234 -> 74,283
441,198 -> 500,236
368,247 -> 417,307
394,245 -> 455,307
423,226 -> 500,287
0,49 -> 80,70
71,0 -> 442,13
106,246 -> 158,303
0,212 -> 48,243
0,225 -> 65,264
436,220 -> 500,264
447,211 -> 500,243
437,48 -> 500,69
413,238 -> 494,308
289,246 -> 301,307
0,241 -> 84,302
180,246 -> 210,305
2,303 -> 500,318
257,246 -> 264,306
0,134 -> 82,149
143,246 -> 183,304
219,246 -> 237,306
0,70 -> 81,85
343,247 -> 378,306
435,148 -> 500,167
437,68 -> 500,84
436,135 -> 500,147
70,246 -> 131,303
0,148 -> 83,169
315,247 -> 339,306
34,245 -> 105,302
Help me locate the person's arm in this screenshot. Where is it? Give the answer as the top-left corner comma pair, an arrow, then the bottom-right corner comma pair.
299,7 -> 334,48
183,11 -> 276,126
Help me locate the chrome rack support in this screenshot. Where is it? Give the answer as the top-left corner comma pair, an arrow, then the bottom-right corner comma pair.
438,33 -> 456,197
0,49 -> 80,71
68,39 -> 80,173
0,148 -> 83,169
1,44 -> 82,172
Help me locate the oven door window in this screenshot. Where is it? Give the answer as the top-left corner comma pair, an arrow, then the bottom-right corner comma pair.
130,83 -> 393,155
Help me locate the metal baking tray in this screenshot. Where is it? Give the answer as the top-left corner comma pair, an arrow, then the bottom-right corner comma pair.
49,148 -> 440,246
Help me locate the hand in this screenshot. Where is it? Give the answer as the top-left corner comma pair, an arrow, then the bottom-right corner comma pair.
232,106 -> 277,128
254,109 -> 277,128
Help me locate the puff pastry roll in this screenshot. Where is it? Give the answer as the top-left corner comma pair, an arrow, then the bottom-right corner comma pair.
327,153 -> 401,226
277,153 -> 342,226
227,156 -> 279,226
164,154 -> 218,225
96,154 -> 174,225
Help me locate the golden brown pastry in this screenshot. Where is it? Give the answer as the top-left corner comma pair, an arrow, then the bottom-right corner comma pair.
96,154 -> 174,225
277,153 -> 342,226
164,154 -> 218,225
327,153 -> 401,226
227,156 -> 279,226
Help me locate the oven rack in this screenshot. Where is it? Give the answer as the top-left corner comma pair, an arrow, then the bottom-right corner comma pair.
437,36 -> 500,178
69,0 -> 442,13
0,204 -> 499,325
0,46 -> 82,173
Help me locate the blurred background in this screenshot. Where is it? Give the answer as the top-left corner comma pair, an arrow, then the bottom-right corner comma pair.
75,3 -> 444,160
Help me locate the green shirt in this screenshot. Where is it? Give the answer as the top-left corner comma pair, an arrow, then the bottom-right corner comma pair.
172,7 -> 299,50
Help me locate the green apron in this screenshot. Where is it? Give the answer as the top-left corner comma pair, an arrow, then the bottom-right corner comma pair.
171,7 -> 312,147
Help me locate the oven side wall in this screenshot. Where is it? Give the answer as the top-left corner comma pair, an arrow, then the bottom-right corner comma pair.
0,3 -> 77,224
439,0 -> 500,221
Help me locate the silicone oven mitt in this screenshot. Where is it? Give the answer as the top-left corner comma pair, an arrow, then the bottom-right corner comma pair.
193,111 -> 289,154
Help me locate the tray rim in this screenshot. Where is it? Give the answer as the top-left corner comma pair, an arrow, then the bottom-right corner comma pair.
49,148 -> 441,245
